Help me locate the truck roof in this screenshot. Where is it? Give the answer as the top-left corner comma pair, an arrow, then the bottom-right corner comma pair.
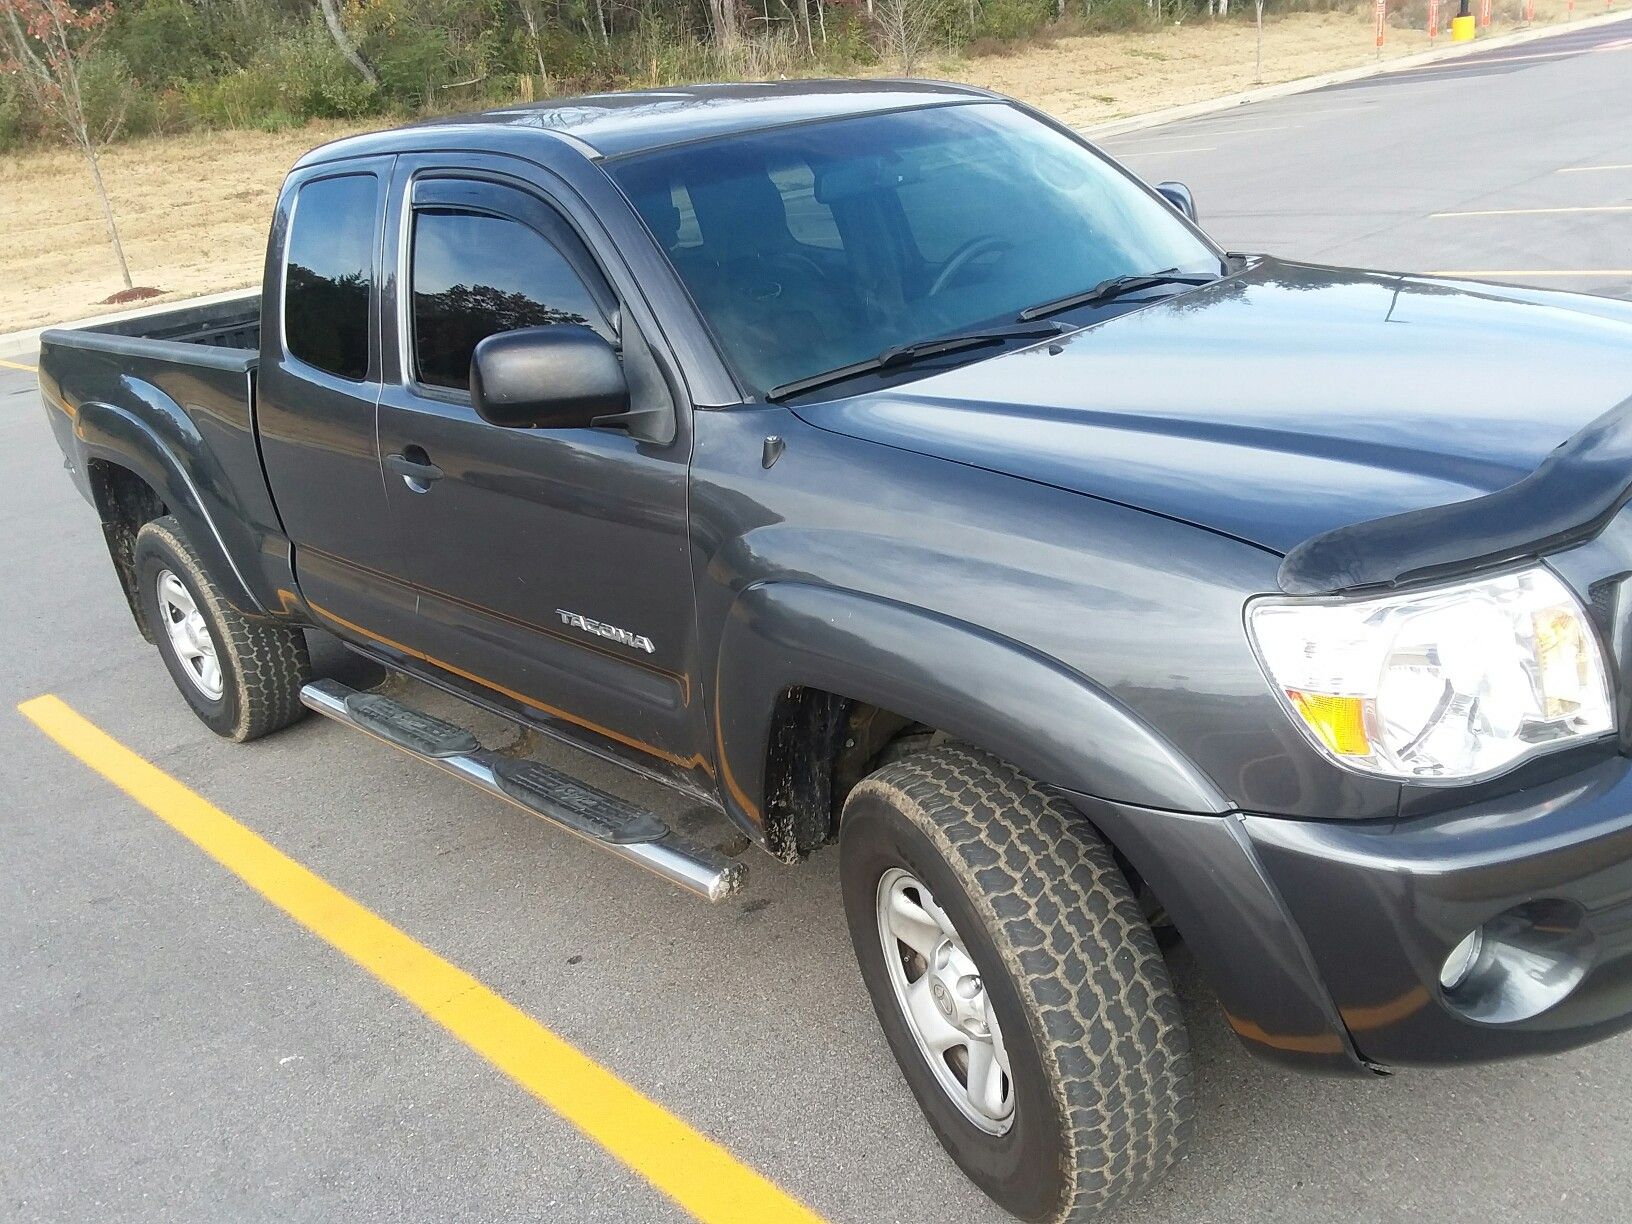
296,79 -> 998,164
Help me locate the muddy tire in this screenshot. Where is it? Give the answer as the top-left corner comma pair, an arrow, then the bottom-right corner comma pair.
133,516 -> 310,742
839,744 -> 1192,1222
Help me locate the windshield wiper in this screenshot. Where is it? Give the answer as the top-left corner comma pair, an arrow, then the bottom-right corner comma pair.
1017,269 -> 1218,322
766,321 -> 1068,402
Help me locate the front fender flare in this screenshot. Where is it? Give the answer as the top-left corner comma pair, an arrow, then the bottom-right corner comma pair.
712,582 -> 1229,842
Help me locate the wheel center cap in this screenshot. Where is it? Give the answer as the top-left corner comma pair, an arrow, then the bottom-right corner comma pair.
930,979 -> 955,1019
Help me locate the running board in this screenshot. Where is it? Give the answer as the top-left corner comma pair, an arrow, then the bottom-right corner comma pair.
299,679 -> 745,903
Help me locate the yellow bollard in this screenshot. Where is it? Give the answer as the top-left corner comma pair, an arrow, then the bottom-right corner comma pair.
1451,12 -> 1477,38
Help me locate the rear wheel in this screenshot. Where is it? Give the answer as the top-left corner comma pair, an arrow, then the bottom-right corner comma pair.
839,745 -> 1192,1222
134,516 -> 311,742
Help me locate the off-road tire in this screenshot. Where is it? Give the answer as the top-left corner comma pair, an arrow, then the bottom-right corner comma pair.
133,516 -> 311,742
840,744 -> 1193,1222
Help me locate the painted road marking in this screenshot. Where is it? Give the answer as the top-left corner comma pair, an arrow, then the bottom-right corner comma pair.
1176,124 -> 1293,134
1113,125 -> 1289,149
1557,163 -> 1632,173
1113,145 -> 1218,156
1430,204 -> 1632,218
1428,269 -> 1632,277
0,356 -> 36,373
1393,44 -> 1632,72
18,695 -> 825,1224
1252,106 -> 1380,119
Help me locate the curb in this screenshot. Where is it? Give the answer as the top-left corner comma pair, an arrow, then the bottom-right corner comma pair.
4,7 -> 1627,353
1082,7 -> 1632,137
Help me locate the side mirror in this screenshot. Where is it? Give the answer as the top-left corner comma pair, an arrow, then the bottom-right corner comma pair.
470,324 -> 628,430
1155,181 -> 1198,224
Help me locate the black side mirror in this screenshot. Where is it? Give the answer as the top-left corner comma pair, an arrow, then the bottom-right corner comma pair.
1155,181 -> 1198,224
470,324 -> 628,430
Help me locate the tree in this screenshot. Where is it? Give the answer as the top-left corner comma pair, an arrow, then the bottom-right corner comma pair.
709,0 -> 742,46
316,0 -> 377,85
1254,0 -> 1265,82
1,0 -> 132,289
517,0 -> 551,89
875,0 -> 943,73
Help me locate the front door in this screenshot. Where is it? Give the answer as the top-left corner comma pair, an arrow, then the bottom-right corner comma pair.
373,160 -> 709,793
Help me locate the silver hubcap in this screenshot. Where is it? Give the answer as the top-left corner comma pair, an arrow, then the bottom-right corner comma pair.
156,569 -> 223,700
876,868 -> 1015,1134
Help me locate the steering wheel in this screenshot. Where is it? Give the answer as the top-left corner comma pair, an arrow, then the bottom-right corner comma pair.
928,236 -> 1014,297
767,250 -> 831,284
729,250 -> 834,303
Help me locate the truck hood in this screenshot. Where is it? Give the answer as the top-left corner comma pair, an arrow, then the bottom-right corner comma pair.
799,259 -> 1632,554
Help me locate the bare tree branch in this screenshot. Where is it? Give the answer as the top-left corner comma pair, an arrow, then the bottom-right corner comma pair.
874,0 -> 945,73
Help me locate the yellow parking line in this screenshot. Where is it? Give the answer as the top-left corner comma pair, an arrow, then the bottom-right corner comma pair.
1428,269 -> 1632,277
18,694 -> 824,1224
0,356 -> 36,373
1557,163 -> 1632,173
1430,204 -> 1632,218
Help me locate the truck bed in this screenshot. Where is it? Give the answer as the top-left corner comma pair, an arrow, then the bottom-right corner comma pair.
37,292 -> 289,620
46,295 -> 262,371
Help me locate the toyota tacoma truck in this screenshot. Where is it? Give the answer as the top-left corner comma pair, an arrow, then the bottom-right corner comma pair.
38,81 -> 1632,1221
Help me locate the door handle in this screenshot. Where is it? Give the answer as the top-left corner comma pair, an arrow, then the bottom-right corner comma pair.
386,447 -> 443,493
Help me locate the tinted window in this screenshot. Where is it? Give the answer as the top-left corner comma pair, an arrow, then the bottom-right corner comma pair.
411,210 -> 607,392
284,174 -> 375,380
612,103 -> 1218,397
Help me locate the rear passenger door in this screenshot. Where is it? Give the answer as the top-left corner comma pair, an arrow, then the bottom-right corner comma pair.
373,158 -> 708,793
258,158 -> 413,642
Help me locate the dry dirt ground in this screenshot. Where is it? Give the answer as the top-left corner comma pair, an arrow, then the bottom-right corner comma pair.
0,0 -> 1616,334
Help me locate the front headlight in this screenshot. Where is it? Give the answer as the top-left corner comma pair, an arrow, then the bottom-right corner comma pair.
1248,566 -> 1613,782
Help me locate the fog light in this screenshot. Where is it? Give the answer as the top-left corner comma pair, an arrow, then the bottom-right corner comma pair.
1439,928 -> 1485,992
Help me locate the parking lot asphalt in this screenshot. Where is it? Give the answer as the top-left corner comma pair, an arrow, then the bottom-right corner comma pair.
4,17 -> 1632,1223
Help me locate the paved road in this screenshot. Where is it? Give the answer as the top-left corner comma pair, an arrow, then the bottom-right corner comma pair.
1099,18 -> 1632,298
4,18 -> 1632,1223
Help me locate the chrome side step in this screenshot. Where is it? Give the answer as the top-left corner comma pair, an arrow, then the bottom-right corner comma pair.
300,679 -> 745,902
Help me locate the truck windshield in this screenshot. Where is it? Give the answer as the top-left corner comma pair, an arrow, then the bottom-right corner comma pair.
609,102 -> 1220,399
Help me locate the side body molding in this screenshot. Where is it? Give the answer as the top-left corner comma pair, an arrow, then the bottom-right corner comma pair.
712,581 -> 1230,842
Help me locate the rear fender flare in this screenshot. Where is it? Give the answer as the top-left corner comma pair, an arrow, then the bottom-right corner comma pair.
75,387 -> 263,616
712,582 -> 1229,845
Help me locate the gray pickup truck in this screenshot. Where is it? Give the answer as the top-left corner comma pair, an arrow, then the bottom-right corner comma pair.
39,80 -> 1632,1221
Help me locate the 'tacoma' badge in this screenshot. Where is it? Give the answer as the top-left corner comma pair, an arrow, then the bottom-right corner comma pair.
556,609 -> 656,654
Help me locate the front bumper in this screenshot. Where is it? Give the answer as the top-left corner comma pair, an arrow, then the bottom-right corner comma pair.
1069,755 -> 1632,1075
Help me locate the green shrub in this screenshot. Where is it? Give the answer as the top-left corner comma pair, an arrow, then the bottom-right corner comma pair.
183,68 -> 294,130
1082,0 -> 1162,30
181,16 -> 378,128
355,0 -> 507,110
0,77 -> 27,153
112,0 -> 221,86
78,53 -> 162,140
974,0 -> 1057,39
265,16 -> 381,119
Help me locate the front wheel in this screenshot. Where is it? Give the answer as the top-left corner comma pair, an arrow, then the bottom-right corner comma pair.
839,745 -> 1192,1222
133,516 -> 311,742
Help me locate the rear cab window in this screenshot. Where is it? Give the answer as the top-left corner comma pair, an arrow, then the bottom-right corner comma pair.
283,174 -> 376,380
